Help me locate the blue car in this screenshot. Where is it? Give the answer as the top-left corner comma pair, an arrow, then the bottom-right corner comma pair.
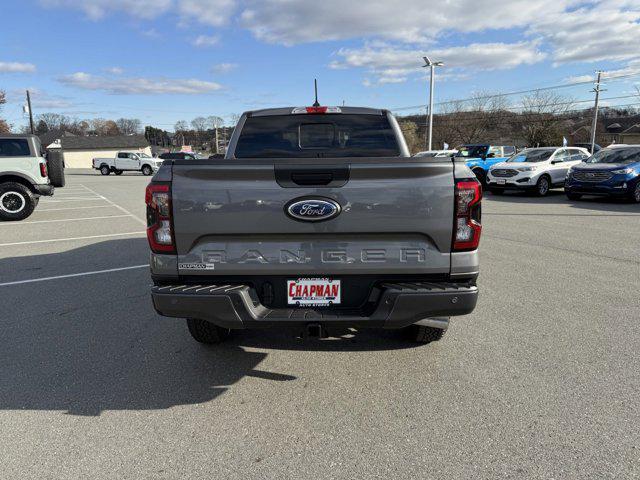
565,145 -> 640,203
455,144 -> 517,185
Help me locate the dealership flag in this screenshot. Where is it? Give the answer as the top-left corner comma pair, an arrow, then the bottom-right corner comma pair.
562,136 -> 568,147
443,142 -> 449,149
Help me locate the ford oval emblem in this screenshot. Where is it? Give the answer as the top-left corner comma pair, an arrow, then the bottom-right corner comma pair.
286,197 -> 341,222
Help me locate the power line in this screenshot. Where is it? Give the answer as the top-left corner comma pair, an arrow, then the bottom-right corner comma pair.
391,71 -> 640,112
403,102 -> 640,128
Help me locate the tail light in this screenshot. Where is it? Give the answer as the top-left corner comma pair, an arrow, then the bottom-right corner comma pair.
145,183 -> 175,253
453,180 -> 482,251
39,162 -> 48,177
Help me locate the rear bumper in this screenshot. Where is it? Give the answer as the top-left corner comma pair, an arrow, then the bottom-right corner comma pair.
151,282 -> 478,330
33,184 -> 54,196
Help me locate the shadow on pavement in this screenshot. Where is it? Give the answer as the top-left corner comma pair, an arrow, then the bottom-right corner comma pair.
0,238 -> 419,416
485,189 -> 639,214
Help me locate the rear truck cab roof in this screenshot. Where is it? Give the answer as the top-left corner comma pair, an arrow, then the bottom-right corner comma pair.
146,106 -> 481,342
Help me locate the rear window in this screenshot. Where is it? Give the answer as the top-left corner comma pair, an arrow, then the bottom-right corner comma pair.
234,114 -> 400,158
0,139 -> 31,157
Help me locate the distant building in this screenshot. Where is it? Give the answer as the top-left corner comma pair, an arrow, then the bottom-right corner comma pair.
59,135 -> 151,168
38,129 -> 76,149
619,124 -> 640,144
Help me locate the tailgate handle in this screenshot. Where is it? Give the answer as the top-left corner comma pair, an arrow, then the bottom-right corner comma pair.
275,165 -> 349,188
291,172 -> 333,185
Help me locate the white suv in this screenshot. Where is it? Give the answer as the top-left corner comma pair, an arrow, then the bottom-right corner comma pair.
486,147 -> 590,196
0,134 -> 65,221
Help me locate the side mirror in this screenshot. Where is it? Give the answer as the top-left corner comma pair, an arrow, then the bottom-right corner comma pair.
551,160 -> 561,165
486,153 -> 495,158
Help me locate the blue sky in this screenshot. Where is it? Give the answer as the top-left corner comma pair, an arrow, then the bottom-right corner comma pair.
1,0 -> 639,131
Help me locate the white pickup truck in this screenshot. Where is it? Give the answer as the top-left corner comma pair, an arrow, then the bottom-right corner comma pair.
92,151 -> 163,176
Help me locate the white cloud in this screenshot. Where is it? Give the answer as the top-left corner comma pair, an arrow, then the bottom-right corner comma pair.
7,88 -> 72,109
530,1 -> 640,65
59,72 -> 222,94
331,41 -> 546,84
240,0 -> 571,45
563,74 -> 595,84
0,62 -> 36,73
105,66 -> 124,74
178,0 -> 237,27
192,34 -> 220,47
40,0 -> 172,20
39,0 -> 640,87
211,62 -> 238,74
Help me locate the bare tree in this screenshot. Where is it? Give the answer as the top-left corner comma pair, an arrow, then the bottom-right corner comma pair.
37,112 -> 69,131
399,120 -> 422,154
519,91 -> 574,147
174,121 -> 188,146
115,118 -> 141,135
439,92 -> 510,145
0,91 -> 9,133
229,113 -> 241,126
207,116 -> 224,153
89,118 -> 120,136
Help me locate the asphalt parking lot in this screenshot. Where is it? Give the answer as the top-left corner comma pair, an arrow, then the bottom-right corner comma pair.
1,171 -> 639,479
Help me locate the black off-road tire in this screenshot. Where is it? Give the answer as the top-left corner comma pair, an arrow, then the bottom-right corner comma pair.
566,192 -> 582,201
472,168 -> 486,187
114,170 -> 123,176
46,150 -> 66,187
100,165 -> 110,175
0,182 -> 37,221
141,165 -> 153,176
404,324 -> 446,344
535,175 -> 551,197
630,183 -> 640,203
186,318 -> 231,344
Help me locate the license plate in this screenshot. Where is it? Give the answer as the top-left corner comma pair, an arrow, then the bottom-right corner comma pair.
287,278 -> 341,306
497,179 -> 506,185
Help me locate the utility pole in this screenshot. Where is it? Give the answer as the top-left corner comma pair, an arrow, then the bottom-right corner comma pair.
422,57 -> 444,151
26,90 -> 35,134
590,71 -> 604,154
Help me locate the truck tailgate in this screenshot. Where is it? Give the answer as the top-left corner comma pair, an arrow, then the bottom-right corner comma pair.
171,158 -> 454,276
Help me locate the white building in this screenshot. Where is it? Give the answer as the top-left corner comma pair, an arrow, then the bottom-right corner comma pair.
62,135 -> 151,168
41,133 -> 151,168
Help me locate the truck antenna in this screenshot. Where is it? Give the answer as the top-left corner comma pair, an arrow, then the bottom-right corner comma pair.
313,79 -> 320,107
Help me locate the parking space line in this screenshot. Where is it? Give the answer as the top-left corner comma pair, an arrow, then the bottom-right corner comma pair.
37,205 -> 114,212
0,231 -> 145,247
81,184 -> 147,226
0,214 -> 132,226
39,198 -> 107,203
0,264 -> 148,287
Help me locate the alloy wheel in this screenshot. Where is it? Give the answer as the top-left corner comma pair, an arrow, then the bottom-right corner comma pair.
0,191 -> 26,213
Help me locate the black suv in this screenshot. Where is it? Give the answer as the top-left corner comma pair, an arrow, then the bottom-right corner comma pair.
158,152 -> 199,161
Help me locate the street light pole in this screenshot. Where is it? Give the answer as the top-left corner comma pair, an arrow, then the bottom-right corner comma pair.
590,70 -> 604,154
422,57 -> 444,151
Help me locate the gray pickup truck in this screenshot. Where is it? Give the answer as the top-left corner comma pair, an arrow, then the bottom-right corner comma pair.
147,106 -> 481,345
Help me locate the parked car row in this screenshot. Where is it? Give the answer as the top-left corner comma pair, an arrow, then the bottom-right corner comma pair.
486,144 -> 640,202
486,147 -> 590,196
